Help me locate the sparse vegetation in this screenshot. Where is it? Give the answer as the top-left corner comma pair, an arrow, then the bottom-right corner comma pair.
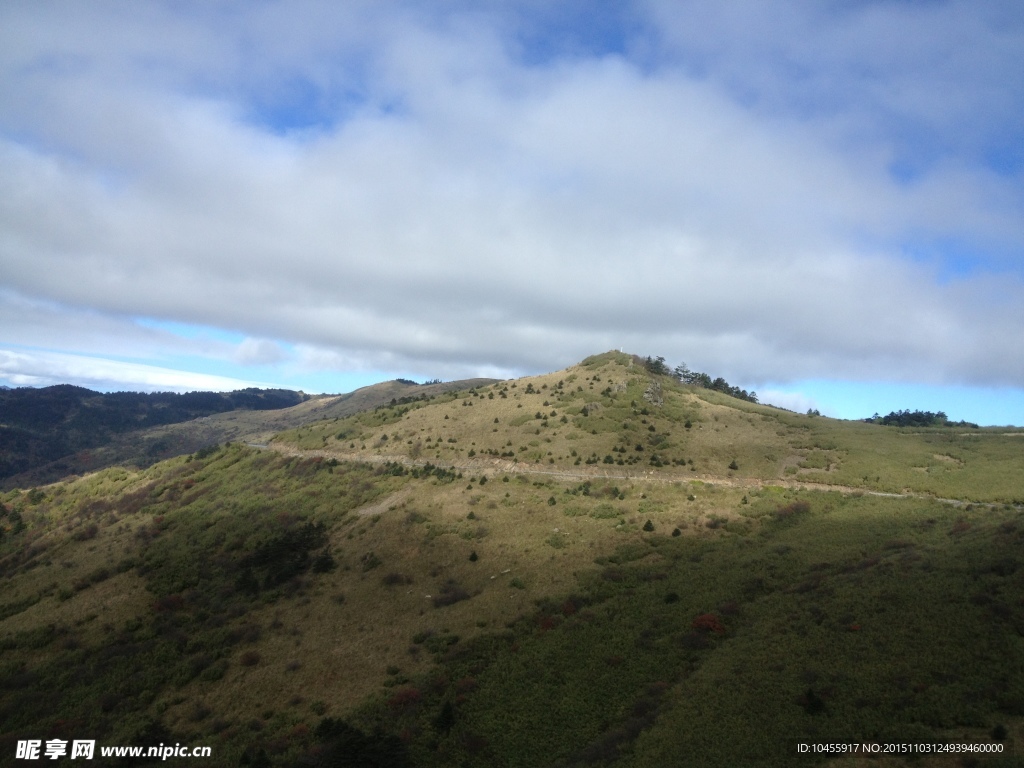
1,351 -> 1022,767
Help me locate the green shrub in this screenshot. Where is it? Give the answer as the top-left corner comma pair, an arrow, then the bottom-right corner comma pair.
311,550 -> 336,573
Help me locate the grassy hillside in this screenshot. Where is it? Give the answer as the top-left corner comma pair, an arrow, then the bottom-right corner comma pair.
1,378 -> 496,491
1,353 -> 1022,766
276,351 -> 1024,504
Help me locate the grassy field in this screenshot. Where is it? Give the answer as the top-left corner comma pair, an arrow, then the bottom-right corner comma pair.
1,352 -> 1022,766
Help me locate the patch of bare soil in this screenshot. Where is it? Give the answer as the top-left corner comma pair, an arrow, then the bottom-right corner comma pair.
355,489 -> 412,517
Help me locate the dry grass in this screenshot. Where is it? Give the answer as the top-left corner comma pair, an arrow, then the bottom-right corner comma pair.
1,437 -> 750,744
2,351 -> 1022,763
275,353 -> 1024,504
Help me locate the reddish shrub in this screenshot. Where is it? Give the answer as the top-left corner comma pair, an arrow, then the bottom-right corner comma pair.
387,687 -> 422,711
455,676 -> 478,694
114,482 -> 157,515
692,613 -> 726,635
240,650 -> 261,667
73,524 -> 100,541
950,519 -> 972,536
561,599 -> 578,617
775,501 -> 810,520
537,615 -> 559,632
153,594 -> 185,612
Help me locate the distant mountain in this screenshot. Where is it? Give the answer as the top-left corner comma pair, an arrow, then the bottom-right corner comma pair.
0,378 -> 498,488
0,385 -> 309,485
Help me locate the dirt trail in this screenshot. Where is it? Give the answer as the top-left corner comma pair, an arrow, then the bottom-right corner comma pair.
250,441 -> 1005,509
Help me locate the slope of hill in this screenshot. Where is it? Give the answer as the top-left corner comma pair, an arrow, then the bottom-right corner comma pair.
0,352 -> 1021,767
0,385 -> 309,487
276,351 -> 1024,505
0,378 -> 497,490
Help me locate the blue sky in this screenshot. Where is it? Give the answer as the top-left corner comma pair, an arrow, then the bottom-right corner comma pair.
0,1 -> 1022,424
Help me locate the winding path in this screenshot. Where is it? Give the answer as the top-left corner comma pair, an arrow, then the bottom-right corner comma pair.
249,441 -> 1008,510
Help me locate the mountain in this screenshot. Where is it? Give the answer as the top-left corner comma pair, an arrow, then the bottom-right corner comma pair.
0,385 -> 309,486
1,352 -> 1022,766
0,378 -> 497,490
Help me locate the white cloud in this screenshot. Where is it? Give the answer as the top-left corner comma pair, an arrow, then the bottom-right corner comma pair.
0,348 -> 273,392
0,2 -> 1022,395
757,389 -> 820,416
0,289 -> 236,361
234,338 -> 289,366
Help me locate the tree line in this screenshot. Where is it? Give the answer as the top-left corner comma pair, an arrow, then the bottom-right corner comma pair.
866,409 -> 979,428
0,385 -> 308,481
643,356 -> 758,404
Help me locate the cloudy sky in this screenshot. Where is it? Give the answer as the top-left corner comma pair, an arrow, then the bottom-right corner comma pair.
1,1 -> 1023,424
